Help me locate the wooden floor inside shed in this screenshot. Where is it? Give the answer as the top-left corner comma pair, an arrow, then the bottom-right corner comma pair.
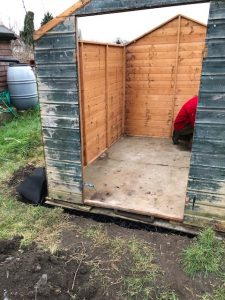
84,136 -> 191,221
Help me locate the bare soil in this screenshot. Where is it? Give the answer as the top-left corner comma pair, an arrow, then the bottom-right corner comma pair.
0,237 -> 96,300
0,217 -> 222,299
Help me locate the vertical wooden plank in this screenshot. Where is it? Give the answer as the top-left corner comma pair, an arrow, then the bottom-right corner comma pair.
105,45 -> 109,147
78,41 -> 87,166
170,15 -> 181,136
122,46 -> 126,134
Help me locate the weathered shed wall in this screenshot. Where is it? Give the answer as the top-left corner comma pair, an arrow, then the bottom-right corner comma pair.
0,41 -> 12,92
79,42 -> 124,165
186,1 -> 225,231
126,16 -> 206,138
34,16 -> 83,204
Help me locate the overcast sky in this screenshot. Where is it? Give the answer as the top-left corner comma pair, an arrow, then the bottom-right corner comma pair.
0,1 -> 210,43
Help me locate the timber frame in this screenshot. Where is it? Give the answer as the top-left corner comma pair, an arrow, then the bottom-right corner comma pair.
34,0 -> 225,233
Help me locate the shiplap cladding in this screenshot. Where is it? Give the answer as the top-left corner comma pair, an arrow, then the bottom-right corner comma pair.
35,16 -> 83,204
79,42 -> 124,165
186,1 -> 225,230
126,16 -> 206,138
0,41 -> 12,92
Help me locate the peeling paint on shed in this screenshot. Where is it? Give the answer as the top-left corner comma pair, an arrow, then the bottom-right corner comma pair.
35,16 -> 83,204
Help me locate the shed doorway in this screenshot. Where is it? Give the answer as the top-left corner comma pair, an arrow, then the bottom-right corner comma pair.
78,9 -> 208,221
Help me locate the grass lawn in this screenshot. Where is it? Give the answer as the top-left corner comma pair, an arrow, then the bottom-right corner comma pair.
0,110 -> 67,250
0,110 -> 224,299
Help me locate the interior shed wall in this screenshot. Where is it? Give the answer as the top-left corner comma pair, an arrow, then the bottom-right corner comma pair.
125,16 -> 206,138
79,42 -> 124,165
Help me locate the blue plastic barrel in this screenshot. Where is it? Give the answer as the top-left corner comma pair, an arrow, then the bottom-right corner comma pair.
7,64 -> 38,110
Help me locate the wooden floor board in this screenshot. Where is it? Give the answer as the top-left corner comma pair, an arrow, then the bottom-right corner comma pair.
84,136 -> 191,221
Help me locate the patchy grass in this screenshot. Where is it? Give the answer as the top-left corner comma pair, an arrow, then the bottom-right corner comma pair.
0,109 -> 42,181
182,227 -> 225,277
156,290 -> 178,300
123,238 -> 160,299
202,285 -> 225,300
0,109 -> 66,251
0,194 -> 66,250
83,225 -> 161,299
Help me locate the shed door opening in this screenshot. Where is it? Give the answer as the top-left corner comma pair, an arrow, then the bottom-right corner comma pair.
77,4 -> 209,221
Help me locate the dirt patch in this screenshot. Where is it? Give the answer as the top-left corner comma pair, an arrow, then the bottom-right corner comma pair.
6,164 -> 36,198
0,236 -> 22,255
0,237 -> 96,300
0,216 -> 223,299
90,191 -> 112,201
7,164 -> 35,187
61,215 -> 223,300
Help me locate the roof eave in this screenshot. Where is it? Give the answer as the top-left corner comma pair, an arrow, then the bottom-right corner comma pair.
33,0 -> 91,42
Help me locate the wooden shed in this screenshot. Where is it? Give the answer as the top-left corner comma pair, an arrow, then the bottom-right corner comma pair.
34,0 -> 225,234
0,25 -> 16,92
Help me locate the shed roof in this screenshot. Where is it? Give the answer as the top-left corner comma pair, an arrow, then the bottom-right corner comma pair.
33,0 -> 207,42
0,25 -> 17,41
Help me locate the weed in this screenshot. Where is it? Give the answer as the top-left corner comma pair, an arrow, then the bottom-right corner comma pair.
182,228 -> 225,277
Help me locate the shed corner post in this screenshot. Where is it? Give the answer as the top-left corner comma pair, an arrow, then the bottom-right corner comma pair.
75,15 -> 85,200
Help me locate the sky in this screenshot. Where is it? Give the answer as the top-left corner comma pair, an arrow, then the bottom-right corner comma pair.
0,1 -> 210,43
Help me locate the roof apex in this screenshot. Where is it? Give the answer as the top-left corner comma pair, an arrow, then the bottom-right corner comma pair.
126,14 -> 206,46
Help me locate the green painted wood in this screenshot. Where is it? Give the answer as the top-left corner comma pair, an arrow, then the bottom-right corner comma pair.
43,138 -> 81,152
42,128 -> 80,141
41,115 -> 80,129
37,65 -> 77,78
189,165 -> 225,182
50,16 -> 75,33
37,78 -> 78,92
35,17 -> 82,204
202,61 -> 225,75
38,91 -> 79,104
191,153 -> 225,168
187,190 -> 225,205
188,179 -> 225,197
41,103 -> 79,118
200,76 -> 225,92
186,1 -> 225,225
35,34 -> 76,50
195,124 -> 225,140
192,139 -> 225,155
75,0 -> 209,16
35,50 -> 75,65
196,109 -> 225,124
45,148 -> 81,163
47,159 -> 81,174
